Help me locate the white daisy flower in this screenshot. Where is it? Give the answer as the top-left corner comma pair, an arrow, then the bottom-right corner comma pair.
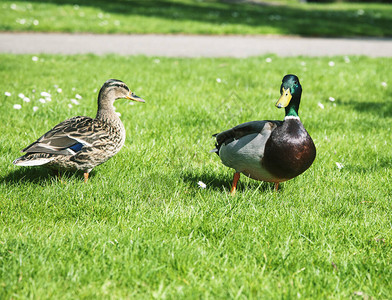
265,57 -> 272,63
344,56 -> 350,63
32,56 -> 39,61
216,78 -> 222,83
23,97 -> 30,102
318,102 -> 325,109
5,92 -> 11,97
75,94 -> 82,100
70,99 -> 79,105
381,82 -> 387,87
33,106 -> 39,112
328,61 -> 335,67
68,104 -> 73,108
33,20 -> 39,26
197,181 -> 207,189
13,104 -> 22,109
18,93 -> 25,99
328,97 -> 335,102
153,59 -> 160,64
335,162 -> 344,169
39,98 -> 46,103
57,88 -> 62,93
40,91 -> 51,97
11,4 -> 17,10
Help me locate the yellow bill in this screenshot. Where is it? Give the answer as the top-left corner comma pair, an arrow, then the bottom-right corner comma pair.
126,91 -> 145,103
275,87 -> 292,108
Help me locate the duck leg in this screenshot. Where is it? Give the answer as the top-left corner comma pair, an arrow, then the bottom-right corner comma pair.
83,169 -> 93,183
84,172 -> 89,183
274,182 -> 279,191
230,172 -> 241,196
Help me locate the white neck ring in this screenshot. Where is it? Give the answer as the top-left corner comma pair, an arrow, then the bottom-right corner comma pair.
284,116 -> 300,121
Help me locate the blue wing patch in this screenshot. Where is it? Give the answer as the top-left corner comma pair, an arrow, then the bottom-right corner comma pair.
69,142 -> 84,152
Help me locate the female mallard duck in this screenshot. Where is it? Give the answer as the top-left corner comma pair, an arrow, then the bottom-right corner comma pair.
213,74 -> 316,195
13,79 -> 145,182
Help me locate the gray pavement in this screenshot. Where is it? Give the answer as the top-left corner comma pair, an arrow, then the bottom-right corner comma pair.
1,32 -> 391,57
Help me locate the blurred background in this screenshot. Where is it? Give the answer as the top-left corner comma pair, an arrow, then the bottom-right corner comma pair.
1,0 -> 391,37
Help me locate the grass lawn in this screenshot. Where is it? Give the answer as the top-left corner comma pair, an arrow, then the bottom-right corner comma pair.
1,0 -> 392,37
1,53 -> 392,298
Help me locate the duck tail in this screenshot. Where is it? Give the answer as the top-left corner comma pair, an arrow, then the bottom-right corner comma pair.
13,154 -> 54,166
210,133 -> 221,156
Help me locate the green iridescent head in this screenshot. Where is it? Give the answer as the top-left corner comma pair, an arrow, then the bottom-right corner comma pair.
275,74 -> 302,117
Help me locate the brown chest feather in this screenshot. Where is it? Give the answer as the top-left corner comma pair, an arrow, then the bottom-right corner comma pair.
262,119 -> 316,180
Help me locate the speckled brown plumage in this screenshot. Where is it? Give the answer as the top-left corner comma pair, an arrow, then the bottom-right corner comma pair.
13,79 -> 145,181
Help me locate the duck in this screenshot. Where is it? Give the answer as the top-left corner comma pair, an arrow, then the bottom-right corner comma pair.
213,74 -> 316,195
13,79 -> 145,182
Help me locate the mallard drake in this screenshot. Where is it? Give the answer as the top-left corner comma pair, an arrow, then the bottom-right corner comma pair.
213,74 -> 316,195
13,79 -> 145,182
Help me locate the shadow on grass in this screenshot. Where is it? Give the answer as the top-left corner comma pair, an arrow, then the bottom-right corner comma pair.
343,95 -> 392,116
181,169 -> 275,193
336,97 -> 392,118
12,0 -> 392,37
0,167 -> 92,185
344,156 -> 392,174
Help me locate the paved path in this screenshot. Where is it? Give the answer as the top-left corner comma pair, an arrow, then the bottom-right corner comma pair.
1,32 -> 391,57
